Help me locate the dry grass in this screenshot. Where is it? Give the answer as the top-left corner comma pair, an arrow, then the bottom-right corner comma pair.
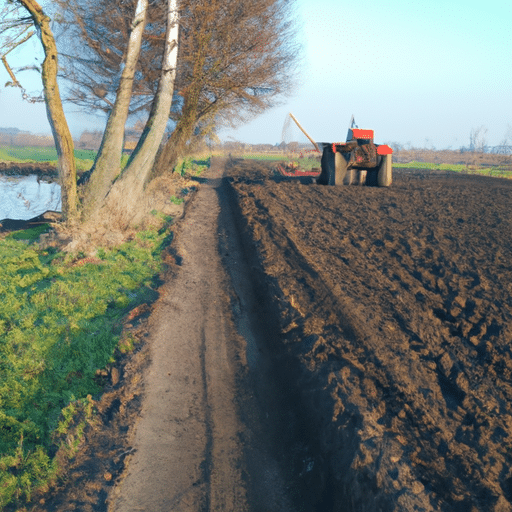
43,173 -> 199,255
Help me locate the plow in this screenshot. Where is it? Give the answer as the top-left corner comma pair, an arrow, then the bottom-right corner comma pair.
277,114 -> 393,187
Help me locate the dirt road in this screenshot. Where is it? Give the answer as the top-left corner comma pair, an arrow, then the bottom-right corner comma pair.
108,160 -> 247,510
108,158 -> 319,511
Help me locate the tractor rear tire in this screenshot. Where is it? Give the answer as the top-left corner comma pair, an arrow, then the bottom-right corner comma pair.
377,154 -> 392,187
334,152 -> 348,185
318,146 -> 334,185
365,169 -> 379,186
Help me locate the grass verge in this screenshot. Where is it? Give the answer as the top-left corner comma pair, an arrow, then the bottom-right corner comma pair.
0,222 -> 169,508
0,151 -> 211,508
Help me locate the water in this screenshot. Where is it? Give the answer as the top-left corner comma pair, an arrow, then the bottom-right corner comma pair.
0,175 -> 61,220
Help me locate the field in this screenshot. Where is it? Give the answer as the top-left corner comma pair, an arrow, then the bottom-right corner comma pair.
0,146 -> 101,173
234,150 -> 512,179
0,146 -> 212,177
225,159 -> 512,510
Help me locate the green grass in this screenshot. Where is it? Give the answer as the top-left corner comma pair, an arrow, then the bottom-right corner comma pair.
7,224 -> 51,241
0,146 -> 130,172
239,153 -> 287,161
394,161 -> 512,178
0,226 -> 168,507
0,146 -> 98,163
394,161 -> 468,171
173,155 -> 211,177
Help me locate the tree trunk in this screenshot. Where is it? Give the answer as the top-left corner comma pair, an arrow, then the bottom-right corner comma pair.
152,52 -> 206,178
81,0 -> 148,220
19,0 -> 77,221
98,0 -> 179,228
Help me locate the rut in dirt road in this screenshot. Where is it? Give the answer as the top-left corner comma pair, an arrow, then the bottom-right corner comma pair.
108,159 -> 318,512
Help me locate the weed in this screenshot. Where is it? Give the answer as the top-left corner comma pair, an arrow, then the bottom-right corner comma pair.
173,155 -> 211,177
118,333 -> 137,354
170,195 -> 184,205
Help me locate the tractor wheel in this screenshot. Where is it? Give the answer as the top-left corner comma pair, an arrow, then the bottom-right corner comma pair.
334,152 -> 348,185
365,169 -> 379,186
355,170 -> 367,185
318,145 -> 334,185
377,154 -> 392,187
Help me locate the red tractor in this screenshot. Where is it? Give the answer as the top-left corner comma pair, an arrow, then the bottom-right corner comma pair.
317,127 -> 393,187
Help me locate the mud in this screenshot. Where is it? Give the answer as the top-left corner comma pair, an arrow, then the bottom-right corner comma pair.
0,211 -> 62,233
225,159 -> 512,511
0,162 -> 58,180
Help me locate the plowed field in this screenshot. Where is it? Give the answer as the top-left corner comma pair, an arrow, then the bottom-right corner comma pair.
226,158 -> 512,511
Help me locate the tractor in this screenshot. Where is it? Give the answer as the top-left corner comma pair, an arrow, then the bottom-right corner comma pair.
317,126 -> 393,187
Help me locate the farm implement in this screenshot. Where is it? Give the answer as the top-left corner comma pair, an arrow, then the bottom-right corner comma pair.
277,114 -> 393,187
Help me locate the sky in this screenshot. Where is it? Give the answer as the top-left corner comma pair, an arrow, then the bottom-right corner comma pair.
1,0 -> 511,149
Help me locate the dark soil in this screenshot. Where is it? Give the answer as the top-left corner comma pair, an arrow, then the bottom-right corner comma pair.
225,159 -> 512,511
0,161 -> 58,179
0,211 -> 63,233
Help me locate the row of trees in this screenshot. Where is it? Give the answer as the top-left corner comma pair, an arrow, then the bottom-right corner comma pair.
1,0 -> 299,232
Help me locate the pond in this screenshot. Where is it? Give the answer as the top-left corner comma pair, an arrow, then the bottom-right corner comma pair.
0,174 -> 61,220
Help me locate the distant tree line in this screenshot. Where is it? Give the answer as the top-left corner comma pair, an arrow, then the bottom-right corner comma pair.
0,129 -> 54,147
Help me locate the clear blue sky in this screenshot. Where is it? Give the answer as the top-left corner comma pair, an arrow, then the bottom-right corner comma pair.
1,0 -> 511,149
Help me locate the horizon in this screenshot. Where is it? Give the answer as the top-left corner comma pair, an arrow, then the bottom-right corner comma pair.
1,124 -> 510,153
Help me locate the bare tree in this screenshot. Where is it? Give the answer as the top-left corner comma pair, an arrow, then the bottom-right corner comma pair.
1,0 -> 77,220
469,125 -> 488,153
54,0 -> 300,175
499,124 -> 512,148
96,0 -> 180,228
2,0 -> 180,230
2,0 -> 299,242
152,0 -> 299,176
81,0 -> 149,220
53,0 -> 167,115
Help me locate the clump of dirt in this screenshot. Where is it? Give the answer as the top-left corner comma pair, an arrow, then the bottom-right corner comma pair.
226,159 -> 512,511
